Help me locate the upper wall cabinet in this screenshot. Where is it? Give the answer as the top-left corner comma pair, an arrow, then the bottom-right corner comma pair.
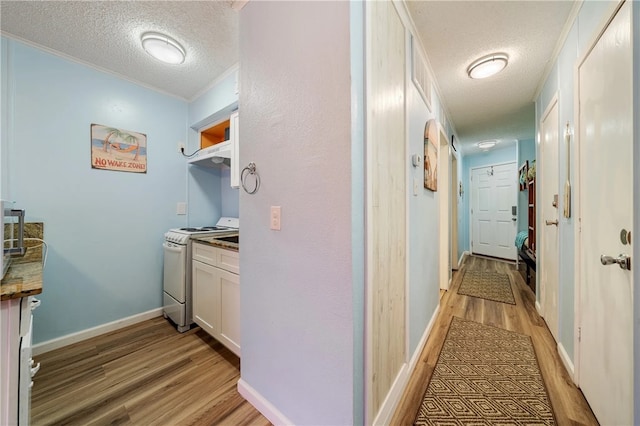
188,110 -> 240,189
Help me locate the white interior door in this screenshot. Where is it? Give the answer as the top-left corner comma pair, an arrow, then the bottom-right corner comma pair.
471,162 -> 517,260
540,97 -> 560,341
577,2 -> 633,424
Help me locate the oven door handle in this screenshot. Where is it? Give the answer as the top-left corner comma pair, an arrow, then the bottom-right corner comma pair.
163,242 -> 184,253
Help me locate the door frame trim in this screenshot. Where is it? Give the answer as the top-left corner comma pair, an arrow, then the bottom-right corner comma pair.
438,123 -> 451,290
572,0 -> 626,389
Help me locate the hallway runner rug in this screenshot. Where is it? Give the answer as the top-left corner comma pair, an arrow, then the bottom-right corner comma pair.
457,270 -> 515,304
414,317 -> 555,425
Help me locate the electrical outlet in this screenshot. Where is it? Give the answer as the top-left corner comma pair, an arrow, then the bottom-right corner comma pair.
178,142 -> 185,153
270,206 -> 281,231
177,202 -> 187,215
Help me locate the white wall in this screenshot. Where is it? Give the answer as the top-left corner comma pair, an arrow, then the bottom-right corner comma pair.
238,2 -> 354,424
2,38 -> 188,344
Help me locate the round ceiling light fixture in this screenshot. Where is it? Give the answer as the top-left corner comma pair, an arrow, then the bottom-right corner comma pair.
477,140 -> 498,150
467,53 -> 508,79
141,32 -> 186,65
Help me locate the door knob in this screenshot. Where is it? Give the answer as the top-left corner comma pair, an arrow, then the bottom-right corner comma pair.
600,254 -> 631,270
545,219 -> 559,226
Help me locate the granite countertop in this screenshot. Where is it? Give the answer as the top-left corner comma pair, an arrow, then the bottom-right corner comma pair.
1,260 -> 43,300
192,232 -> 239,252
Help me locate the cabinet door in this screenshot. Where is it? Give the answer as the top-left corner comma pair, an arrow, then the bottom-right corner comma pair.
192,260 -> 220,337
219,270 -> 241,357
230,111 -> 240,189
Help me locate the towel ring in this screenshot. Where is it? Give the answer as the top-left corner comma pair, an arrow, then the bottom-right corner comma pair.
241,162 -> 260,194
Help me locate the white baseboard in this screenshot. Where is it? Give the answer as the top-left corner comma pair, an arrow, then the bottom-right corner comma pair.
458,251 -> 469,269
32,307 -> 163,356
535,300 -> 543,316
237,378 -> 293,426
557,342 -> 575,379
373,305 -> 440,426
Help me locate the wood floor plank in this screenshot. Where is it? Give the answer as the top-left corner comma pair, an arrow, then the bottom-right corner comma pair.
391,255 -> 598,426
31,319 -> 269,426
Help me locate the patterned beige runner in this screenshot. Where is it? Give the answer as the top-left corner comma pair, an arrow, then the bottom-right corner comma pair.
414,317 -> 555,425
457,270 -> 515,304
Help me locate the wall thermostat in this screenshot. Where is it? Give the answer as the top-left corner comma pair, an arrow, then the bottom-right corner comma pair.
411,154 -> 422,167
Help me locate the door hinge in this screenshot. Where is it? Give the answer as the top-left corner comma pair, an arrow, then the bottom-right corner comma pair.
471,208 -> 473,214
578,327 -> 581,342
471,240 -> 474,247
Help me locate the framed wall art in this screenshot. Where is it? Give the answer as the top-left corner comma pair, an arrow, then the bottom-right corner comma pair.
424,119 -> 438,191
91,124 -> 147,173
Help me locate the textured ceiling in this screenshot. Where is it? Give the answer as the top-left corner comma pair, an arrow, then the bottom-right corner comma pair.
407,0 -> 576,154
0,1 -> 576,153
0,1 -> 239,101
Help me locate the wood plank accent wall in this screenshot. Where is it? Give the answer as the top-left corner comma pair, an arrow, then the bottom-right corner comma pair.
366,1 -> 407,420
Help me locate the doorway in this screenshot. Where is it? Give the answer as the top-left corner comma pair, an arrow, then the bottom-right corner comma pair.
470,162 -> 517,260
451,153 -> 459,270
575,2 -> 633,424
438,125 -> 450,290
539,95 -> 560,341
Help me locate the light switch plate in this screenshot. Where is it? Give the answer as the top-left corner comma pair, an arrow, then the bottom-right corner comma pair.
270,206 -> 281,230
413,178 -> 420,196
177,202 -> 187,215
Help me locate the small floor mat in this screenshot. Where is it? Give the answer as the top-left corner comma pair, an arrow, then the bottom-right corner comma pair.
414,317 -> 555,425
457,270 -> 515,305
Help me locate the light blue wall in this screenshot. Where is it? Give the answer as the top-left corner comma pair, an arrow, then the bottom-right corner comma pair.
1,38 -> 10,199
350,1 -> 365,423
2,38 -> 188,344
220,168 -> 239,218
459,145 -> 517,252
407,52 -> 440,355
239,2 -> 354,424
517,139 -> 535,232
534,0 -> 629,364
186,70 -> 239,225
188,70 -> 237,129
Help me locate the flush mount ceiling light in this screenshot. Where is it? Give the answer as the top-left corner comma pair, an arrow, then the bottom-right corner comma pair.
467,53 -> 508,79
141,32 -> 185,65
477,140 -> 497,150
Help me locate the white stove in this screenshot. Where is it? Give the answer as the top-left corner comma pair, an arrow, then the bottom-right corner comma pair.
163,217 -> 239,332
165,217 -> 239,243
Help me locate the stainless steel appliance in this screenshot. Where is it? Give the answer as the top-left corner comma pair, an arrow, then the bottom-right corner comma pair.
163,217 -> 239,332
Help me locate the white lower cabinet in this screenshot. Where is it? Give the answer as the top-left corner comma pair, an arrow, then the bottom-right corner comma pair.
192,243 -> 240,357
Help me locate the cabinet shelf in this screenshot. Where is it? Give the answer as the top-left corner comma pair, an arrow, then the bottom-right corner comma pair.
200,119 -> 230,149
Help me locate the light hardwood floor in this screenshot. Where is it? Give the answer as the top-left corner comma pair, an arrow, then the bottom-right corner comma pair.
31,255 -> 596,425
391,255 -> 599,425
31,319 -> 270,426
